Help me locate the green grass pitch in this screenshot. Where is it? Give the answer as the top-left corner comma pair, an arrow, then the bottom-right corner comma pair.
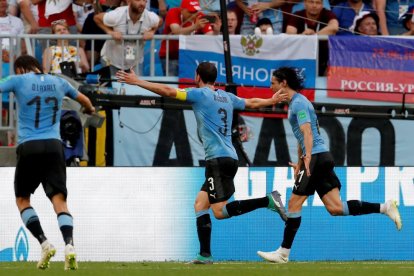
1,261 -> 414,276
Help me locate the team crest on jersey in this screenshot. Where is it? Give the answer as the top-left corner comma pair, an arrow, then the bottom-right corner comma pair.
0,76 -> 11,83
240,35 -> 263,56
298,110 -> 307,120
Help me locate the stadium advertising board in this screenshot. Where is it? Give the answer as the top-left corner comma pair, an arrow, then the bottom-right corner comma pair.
327,36 -> 414,103
0,167 -> 413,262
111,101 -> 414,166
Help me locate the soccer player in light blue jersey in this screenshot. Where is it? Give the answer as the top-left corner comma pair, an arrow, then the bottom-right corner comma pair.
0,55 -> 95,270
257,67 -> 402,263
116,62 -> 288,264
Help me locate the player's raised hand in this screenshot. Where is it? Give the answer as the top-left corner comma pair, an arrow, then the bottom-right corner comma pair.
116,69 -> 138,85
272,88 -> 288,104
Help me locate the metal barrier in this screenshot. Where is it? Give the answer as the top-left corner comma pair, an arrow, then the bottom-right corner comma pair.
19,33 -> 184,77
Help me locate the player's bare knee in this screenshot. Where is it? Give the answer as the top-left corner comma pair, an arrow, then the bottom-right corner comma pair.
212,208 -> 225,219
194,200 -> 203,211
327,205 -> 343,216
287,199 -> 304,213
15,197 -> 30,210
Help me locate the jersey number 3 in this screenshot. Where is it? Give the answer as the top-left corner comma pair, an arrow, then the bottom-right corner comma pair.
27,96 -> 59,128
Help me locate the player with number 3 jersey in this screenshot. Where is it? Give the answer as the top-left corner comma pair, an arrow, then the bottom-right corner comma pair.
116,62 -> 288,264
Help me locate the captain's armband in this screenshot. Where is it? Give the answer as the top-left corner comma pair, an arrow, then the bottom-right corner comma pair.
175,88 -> 187,101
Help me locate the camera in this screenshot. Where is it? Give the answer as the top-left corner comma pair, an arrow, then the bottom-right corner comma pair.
202,15 -> 217,23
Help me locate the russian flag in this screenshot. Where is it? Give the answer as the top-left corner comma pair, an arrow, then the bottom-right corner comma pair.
327,36 -> 414,103
178,35 -> 318,117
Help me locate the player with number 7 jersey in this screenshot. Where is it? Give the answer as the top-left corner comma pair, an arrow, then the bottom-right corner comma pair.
0,55 -> 94,270
116,61 -> 289,264
257,67 -> 402,264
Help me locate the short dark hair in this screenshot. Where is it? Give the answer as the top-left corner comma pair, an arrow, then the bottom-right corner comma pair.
272,67 -> 304,91
256,17 -> 272,27
14,55 -> 43,74
196,62 -> 217,84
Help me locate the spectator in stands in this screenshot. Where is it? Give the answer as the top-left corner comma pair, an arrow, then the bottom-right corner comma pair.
282,0 -> 331,33
18,0 -> 39,34
227,1 -> 244,29
291,0 -> 331,13
254,17 -> 274,35
0,0 -> 25,63
400,5 -> 414,35
286,0 -> 338,35
7,0 -> 18,15
332,0 -> 373,35
42,19 -> 89,74
373,0 -> 414,35
227,9 -> 239,34
350,11 -> 381,35
236,0 -> 284,35
32,0 -> 80,61
159,0 -> 218,76
94,0 -> 162,76
81,0 -> 122,68
199,0 -> 222,34
32,0 -> 79,34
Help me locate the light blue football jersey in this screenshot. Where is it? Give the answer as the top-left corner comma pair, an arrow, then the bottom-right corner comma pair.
183,87 -> 245,160
0,73 -> 78,144
288,93 -> 327,155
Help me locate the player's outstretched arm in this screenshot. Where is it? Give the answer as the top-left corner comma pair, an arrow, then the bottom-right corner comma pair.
244,88 -> 287,109
116,69 -> 177,98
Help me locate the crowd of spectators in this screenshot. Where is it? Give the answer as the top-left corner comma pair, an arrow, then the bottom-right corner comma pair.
0,0 -> 413,147
0,0 -> 412,77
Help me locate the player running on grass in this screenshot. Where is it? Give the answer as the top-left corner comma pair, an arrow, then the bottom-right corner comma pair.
257,67 -> 402,263
0,55 -> 95,270
116,62 -> 288,264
